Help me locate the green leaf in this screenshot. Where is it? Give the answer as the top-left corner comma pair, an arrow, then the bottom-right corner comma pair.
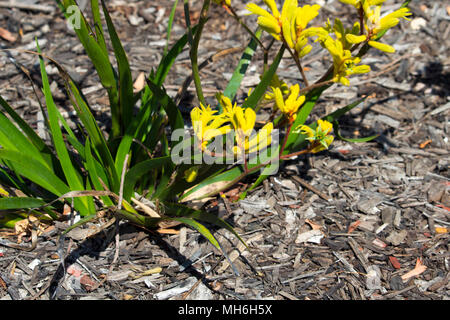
84,138 -> 115,206
284,85 -> 329,152
0,149 -> 70,197
90,0 -> 108,56
242,45 -> 285,110
0,108 -> 52,171
0,197 -> 47,210
0,95 -> 56,170
62,214 -> 98,235
37,40 -> 90,215
55,0 -> 120,138
222,28 -> 262,108
163,202 -> 248,249
145,79 -> 184,133
123,156 -> 171,201
170,217 -> 221,251
65,78 -> 120,192
0,212 -> 27,228
332,121 -> 379,143
101,0 -> 134,133
164,0 -> 179,56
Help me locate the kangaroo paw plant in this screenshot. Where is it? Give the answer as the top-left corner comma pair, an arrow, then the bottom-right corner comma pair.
0,0 -> 411,256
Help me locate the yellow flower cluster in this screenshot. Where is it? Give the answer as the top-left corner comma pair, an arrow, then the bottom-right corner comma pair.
247,0 -> 322,58
298,119 -> 334,153
340,0 -> 411,53
274,83 -> 305,123
322,36 -> 371,86
191,97 -> 273,155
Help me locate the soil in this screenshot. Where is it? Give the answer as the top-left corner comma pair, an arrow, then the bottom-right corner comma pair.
0,0 -> 449,301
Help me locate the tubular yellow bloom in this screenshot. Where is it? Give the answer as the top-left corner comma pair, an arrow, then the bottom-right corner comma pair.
295,4 -> 321,31
339,0 -> 386,9
190,104 -> 231,150
322,36 -> 370,86
247,0 -> 320,58
233,106 -> 256,138
367,40 -> 395,53
230,106 -> 258,154
264,74 -> 290,102
346,33 -> 367,44
184,166 -> 200,183
298,119 -> 334,153
233,122 -> 274,155
363,4 -> 411,53
274,84 -> 305,123
212,0 -> 231,7
246,1 -> 282,40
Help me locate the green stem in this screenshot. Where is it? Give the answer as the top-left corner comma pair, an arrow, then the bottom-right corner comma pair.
284,42 -> 309,87
228,5 -> 266,51
183,0 -> 194,45
279,121 -> 293,157
189,0 -> 211,106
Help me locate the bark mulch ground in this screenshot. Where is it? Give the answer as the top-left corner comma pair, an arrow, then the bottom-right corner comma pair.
0,0 -> 449,300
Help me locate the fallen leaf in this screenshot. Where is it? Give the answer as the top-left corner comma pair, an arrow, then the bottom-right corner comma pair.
305,219 -> 322,230
347,220 -> 361,233
389,256 -> 401,269
0,27 -> 17,42
372,238 -> 387,248
401,258 -> 427,282
122,293 -> 133,300
67,264 -> 82,277
419,139 -> 432,149
435,227 -> 448,234
338,149 -> 350,155
80,275 -> 97,291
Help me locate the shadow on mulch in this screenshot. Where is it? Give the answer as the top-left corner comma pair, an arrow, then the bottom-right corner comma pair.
47,222 -> 214,299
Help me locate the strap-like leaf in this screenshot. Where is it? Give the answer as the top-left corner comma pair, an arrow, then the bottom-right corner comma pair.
0,150 -> 69,197
222,28 -> 262,107
37,40 -> 90,215
100,0 -> 134,134
242,45 -> 285,110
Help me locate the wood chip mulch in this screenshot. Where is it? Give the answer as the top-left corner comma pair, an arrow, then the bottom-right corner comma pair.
0,0 -> 449,300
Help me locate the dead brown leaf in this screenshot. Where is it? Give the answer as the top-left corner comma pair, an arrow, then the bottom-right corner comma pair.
401,258 -> 427,282
0,27 -> 17,42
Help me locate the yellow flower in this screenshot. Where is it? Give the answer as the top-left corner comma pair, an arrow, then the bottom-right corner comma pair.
247,0 -> 321,58
322,36 -> 370,86
233,122 -> 273,155
274,84 -> 305,123
364,5 -> 411,52
264,74 -> 290,101
184,166 -> 200,183
338,0 -> 386,10
298,119 -> 334,153
341,2 -> 411,53
190,104 -> 231,150
233,106 -> 256,139
212,0 -> 231,7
